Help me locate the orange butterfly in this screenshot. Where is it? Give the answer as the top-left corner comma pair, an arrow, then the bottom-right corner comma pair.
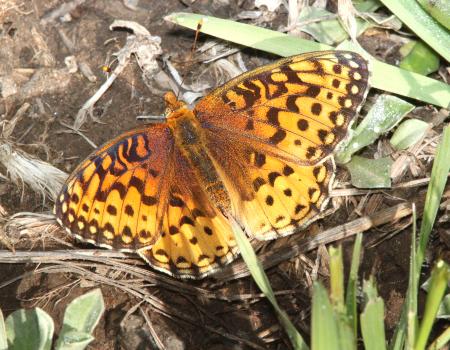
55,51 -> 369,278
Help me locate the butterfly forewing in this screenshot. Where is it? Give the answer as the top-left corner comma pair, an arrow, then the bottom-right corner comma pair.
55,125 -> 174,250
195,51 -> 369,165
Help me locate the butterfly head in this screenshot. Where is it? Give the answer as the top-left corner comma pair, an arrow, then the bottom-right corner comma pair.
164,91 -> 189,117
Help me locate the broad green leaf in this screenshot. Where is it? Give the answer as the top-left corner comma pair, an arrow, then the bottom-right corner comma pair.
399,41 -> 440,76
379,0 -> 450,61
361,279 -> 387,350
166,12 -> 450,108
390,118 -> 429,150
58,289 -> 104,336
415,261 -> 449,350
230,218 -> 308,350
346,156 -> 393,188
311,282 -> 340,350
297,7 -> 370,45
55,330 -> 94,350
416,0 -> 450,30
354,0 -> 383,12
0,309 -> 7,350
336,94 -> 414,164
297,7 -> 348,45
5,308 -> 54,350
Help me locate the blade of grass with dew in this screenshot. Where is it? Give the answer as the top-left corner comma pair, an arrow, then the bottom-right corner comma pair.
311,282 -> 340,350
415,261 -> 450,350
390,125 -> 450,349
166,12 -> 450,108
379,0 -> 450,61
346,234 -> 363,341
417,0 -> 450,30
229,217 -> 308,350
360,278 -> 387,350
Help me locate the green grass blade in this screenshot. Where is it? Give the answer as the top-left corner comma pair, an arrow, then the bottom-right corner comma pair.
166,12 -> 450,108
229,218 -> 308,350
416,125 -> 450,271
390,125 -> 450,349
406,205 -> 418,350
427,326 -> 450,350
379,0 -> 450,61
311,282 -> 340,350
415,261 -> 450,350
329,246 -> 345,309
346,234 -> 363,340
0,309 -> 7,350
417,0 -> 450,30
360,278 -> 387,350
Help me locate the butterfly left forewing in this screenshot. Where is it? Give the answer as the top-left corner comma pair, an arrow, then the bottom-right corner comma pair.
55,125 -> 174,250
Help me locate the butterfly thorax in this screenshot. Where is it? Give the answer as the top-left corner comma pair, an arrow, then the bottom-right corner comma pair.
165,93 -> 232,214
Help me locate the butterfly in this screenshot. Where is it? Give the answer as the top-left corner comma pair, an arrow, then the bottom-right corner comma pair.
54,50 -> 369,279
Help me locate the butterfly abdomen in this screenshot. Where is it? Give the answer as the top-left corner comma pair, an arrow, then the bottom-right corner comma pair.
170,110 -> 232,213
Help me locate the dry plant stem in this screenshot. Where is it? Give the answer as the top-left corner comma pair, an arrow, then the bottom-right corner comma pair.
73,66 -> 125,130
331,175 -> 448,197
0,199 -> 421,284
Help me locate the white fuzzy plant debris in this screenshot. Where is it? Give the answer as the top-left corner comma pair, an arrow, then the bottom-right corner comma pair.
0,143 -> 67,201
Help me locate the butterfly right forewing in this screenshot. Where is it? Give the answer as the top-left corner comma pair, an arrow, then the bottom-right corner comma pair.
195,51 -> 369,166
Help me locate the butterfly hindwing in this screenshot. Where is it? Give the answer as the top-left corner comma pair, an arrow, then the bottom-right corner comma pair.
138,150 -> 238,278
206,135 -> 333,239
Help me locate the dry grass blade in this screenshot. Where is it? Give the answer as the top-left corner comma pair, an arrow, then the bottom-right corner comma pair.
216,200 -> 422,281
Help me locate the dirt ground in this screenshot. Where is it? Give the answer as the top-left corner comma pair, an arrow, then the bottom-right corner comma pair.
0,1 -> 449,349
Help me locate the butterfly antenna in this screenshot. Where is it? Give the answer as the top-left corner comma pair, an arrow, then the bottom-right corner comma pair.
176,19 -> 203,101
